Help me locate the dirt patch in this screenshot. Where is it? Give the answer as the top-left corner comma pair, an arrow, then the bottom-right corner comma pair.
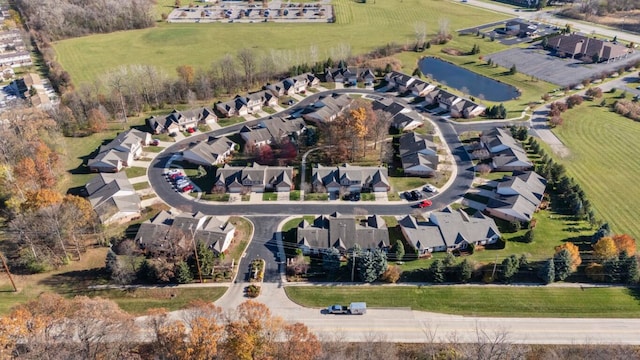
441,48 -> 466,56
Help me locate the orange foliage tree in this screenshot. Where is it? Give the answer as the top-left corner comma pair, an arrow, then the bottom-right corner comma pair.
554,242 -> 582,271
21,188 -> 63,212
612,234 -> 637,256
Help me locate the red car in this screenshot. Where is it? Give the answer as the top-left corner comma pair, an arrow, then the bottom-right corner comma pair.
181,184 -> 194,192
418,199 -> 432,208
169,172 -> 184,180
187,127 -> 196,133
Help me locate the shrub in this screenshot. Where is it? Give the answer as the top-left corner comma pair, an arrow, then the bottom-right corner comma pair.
566,94 -> 584,109
380,265 -> 402,283
245,284 -> 261,298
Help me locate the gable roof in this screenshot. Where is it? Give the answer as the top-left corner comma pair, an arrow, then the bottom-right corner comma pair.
297,213 -> 389,251
182,136 -> 236,166
399,132 -> 437,157
84,172 -> 140,224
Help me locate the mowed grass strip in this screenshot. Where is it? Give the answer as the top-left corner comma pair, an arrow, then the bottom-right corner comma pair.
553,99 -> 640,240
285,286 -> 640,317
82,287 -> 227,315
54,0 -> 508,85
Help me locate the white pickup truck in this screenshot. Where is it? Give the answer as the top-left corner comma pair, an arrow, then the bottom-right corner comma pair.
326,302 -> 367,315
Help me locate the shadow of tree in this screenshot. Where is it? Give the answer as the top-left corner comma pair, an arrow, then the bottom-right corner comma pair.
38,268 -> 108,296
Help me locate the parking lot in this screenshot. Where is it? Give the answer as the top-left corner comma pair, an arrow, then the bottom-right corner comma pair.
167,0 -> 333,23
485,46 -> 640,87
458,18 -> 559,46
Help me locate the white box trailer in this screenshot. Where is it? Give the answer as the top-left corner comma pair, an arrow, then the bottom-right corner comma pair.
348,302 -> 367,315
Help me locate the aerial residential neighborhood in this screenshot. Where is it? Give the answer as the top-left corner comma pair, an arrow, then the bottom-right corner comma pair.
1,0 -> 640,357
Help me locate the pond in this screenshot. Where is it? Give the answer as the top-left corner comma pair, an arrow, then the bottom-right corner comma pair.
418,57 -> 520,102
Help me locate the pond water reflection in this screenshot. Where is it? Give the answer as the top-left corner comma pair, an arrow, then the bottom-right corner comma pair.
418,57 -> 520,102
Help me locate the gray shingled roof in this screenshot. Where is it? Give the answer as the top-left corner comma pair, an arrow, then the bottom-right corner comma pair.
296,213 -> 389,251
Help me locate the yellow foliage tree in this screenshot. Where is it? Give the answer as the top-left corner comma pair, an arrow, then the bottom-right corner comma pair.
21,189 -> 63,212
554,242 -> 582,271
593,236 -> 618,261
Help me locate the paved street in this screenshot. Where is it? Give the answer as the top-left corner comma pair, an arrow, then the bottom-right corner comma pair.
461,0 -> 640,44
144,81 -> 640,344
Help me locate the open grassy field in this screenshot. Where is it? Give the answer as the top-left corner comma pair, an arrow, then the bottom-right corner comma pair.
285,286 -> 640,317
54,0 -> 509,86
553,95 -> 640,240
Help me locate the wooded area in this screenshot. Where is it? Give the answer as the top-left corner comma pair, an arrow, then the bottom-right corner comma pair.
15,0 -> 155,41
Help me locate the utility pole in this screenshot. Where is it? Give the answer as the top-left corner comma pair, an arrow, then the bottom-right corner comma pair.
190,228 -> 204,283
1,252 -> 17,292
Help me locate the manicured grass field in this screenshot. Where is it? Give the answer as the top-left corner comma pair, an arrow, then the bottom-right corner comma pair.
54,0 -> 509,85
285,286 -> 640,317
553,97 -> 640,240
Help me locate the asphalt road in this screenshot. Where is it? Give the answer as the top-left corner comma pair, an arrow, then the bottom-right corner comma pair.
147,89 -> 475,218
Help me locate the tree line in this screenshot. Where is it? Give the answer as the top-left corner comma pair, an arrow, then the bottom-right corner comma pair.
2,293 -> 639,359
15,0 -> 155,42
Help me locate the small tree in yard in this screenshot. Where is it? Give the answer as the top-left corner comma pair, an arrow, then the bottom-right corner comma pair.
322,248 -> 342,275
553,249 -> 573,281
500,255 -> 520,283
175,261 -> 193,284
522,229 -> 535,243
538,258 -> 555,284
458,258 -> 473,283
429,259 -> 445,283
566,94 -> 583,109
509,64 -> 517,75
393,239 -> 405,261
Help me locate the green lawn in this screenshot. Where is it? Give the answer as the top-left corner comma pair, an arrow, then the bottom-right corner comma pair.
54,0 -> 508,86
83,287 -> 227,315
262,192 -> 278,201
304,193 -> 328,201
124,166 -> 147,178
143,145 -> 164,153
226,217 -> 253,264
388,176 -> 428,192
218,116 -> 247,128
285,286 -> 640,317
553,97 -> 640,240
132,181 -> 151,190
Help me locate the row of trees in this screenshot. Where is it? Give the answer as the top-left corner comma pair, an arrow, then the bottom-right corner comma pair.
528,137 -> 595,223
4,293 -> 640,359
0,295 -> 321,360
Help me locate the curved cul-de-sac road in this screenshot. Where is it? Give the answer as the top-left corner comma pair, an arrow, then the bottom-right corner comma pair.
146,89 -> 640,345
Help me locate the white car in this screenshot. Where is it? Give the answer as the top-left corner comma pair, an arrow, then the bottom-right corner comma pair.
167,169 -> 181,175
176,181 -> 190,189
423,184 -> 437,192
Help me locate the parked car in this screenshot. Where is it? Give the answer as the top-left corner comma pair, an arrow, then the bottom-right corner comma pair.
176,179 -> 190,186
167,169 -> 181,175
169,173 -> 184,180
423,184 -> 437,193
176,181 -> 191,190
403,191 -> 415,201
411,190 -> 423,200
181,184 -> 194,192
186,127 -> 196,133
350,193 -> 360,201
150,139 -> 160,146
417,199 -> 432,208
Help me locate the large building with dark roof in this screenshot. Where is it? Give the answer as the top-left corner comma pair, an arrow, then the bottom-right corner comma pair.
296,212 -> 389,254
547,34 -> 630,62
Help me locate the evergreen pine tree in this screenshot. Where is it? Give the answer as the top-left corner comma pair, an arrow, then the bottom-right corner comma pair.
538,258 -> 555,284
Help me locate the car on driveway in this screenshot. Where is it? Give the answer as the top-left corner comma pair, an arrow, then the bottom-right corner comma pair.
150,139 -> 160,146
411,190 -> 423,200
417,199 -> 432,208
423,184 -> 437,193
403,191 -> 415,201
